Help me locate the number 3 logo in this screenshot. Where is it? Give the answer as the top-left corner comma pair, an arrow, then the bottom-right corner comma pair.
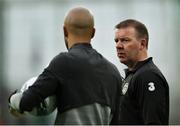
148,82 -> 155,91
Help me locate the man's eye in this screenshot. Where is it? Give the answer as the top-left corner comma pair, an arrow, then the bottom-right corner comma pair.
114,39 -> 118,43
121,39 -> 129,42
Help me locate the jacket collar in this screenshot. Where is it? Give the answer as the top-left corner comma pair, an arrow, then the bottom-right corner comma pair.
124,57 -> 153,77
69,43 -> 92,51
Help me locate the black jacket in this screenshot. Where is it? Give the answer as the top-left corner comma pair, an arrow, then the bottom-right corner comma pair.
119,57 -> 169,124
20,43 -> 122,124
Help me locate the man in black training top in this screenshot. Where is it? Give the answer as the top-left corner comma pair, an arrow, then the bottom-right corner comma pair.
8,7 -> 122,125
114,19 -> 169,124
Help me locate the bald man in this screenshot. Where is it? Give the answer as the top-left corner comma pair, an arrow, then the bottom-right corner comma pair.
8,7 -> 122,125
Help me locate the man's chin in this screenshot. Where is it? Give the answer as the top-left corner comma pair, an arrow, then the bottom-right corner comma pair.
119,59 -> 127,65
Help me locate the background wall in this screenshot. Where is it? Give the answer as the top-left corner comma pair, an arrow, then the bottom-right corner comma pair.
0,0 -> 179,124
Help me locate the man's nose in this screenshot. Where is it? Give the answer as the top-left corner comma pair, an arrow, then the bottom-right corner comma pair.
116,41 -> 123,49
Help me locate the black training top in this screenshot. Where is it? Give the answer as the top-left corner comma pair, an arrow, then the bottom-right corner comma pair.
20,43 -> 122,124
119,57 -> 169,125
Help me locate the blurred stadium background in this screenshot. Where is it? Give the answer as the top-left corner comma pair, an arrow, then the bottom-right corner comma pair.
0,0 -> 179,124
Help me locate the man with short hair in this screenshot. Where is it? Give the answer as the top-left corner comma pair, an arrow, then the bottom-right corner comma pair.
114,19 -> 169,124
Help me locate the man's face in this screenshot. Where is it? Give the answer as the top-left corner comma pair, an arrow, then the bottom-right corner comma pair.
114,27 -> 141,67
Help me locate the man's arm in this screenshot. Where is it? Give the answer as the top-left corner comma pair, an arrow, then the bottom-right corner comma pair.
19,70 -> 58,112
137,72 -> 169,124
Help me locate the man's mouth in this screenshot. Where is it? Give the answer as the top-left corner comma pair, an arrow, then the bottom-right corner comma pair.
117,52 -> 125,58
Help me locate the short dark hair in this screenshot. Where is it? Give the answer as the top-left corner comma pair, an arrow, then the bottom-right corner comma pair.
115,19 -> 149,48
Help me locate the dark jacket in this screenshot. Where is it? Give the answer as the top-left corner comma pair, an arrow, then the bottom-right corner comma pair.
20,43 -> 122,124
119,57 -> 169,124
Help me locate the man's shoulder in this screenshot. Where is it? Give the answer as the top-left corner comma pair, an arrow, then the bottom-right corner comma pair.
48,52 -> 70,68
133,61 -> 168,87
135,59 -> 161,76
52,52 -> 71,61
101,56 -> 121,76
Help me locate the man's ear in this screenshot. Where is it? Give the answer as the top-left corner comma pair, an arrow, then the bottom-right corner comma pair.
91,28 -> 95,39
63,26 -> 68,37
140,39 -> 147,50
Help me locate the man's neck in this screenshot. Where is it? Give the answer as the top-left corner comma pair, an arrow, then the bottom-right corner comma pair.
128,56 -> 148,71
68,41 -> 90,49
